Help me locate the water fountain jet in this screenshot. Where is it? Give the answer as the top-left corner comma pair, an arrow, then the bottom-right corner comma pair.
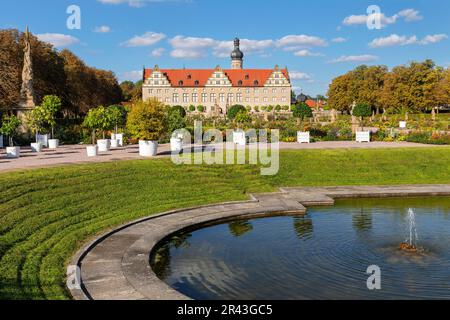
400,209 -> 421,253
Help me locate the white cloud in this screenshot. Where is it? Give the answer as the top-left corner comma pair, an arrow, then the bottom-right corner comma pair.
120,70 -> 142,81
94,25 -> 111,33
293,49 -> 323,57
36,33 -> 79,47
369,34 -> 448,48
277,35 -> 327,48
329,55 -> 378,63
170,49 -> 206,59
290,71 -> 313,81
420,34 -> 448,45
369,34 -> 418,48
332,37 -> 348,43
151,48 -> 165,57
98,0 -> 189,7
166,34 -> 326,59
343,8 -> 422,28
398,9 -> 423,22
121,31 -> 166,47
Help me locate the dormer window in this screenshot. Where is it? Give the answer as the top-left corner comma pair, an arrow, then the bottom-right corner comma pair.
245,75 -> 250,80
254,80 -> 259,86
187,74 -> 192,80
178,80 -> 184,86
194,80 -> 200,86
238,80 -> 243,86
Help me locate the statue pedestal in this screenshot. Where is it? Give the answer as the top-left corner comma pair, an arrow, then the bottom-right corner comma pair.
13,103 -> 34,134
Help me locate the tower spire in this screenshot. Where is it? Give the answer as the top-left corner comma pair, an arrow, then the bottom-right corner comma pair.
231,37 -> 244,69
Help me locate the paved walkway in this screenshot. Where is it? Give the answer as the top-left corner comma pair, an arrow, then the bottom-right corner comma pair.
0,141 -> 446,172
69,184 -> 450,300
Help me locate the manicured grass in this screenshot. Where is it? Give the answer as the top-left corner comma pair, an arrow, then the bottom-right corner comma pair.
1,147 -> 450,300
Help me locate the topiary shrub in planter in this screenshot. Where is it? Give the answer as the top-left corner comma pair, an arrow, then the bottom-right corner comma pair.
352,103 -> 372,131
83,107 -> 107,156
275,105 -> 282,112
188,105 -> 196,112
127,98 -> 167,157
0,114 -> 22,158
197,105 -> 205,113
108,104 -> 127,147
167,105 -> 187,152
292,102 -> 313,143
39,95 -> 62,149
27,105 -> 49,152
227,105 -> 246,120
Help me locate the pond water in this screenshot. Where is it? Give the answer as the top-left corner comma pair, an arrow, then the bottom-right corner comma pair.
151,197 -> 450,300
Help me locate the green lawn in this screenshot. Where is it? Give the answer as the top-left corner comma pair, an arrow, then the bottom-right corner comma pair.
1,148 -> 450,300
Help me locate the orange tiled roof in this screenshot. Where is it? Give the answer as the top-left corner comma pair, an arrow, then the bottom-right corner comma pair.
305,100 -> 317,108
144,68 -> 290,87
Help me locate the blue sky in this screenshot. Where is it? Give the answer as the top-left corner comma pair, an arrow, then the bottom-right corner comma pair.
1,0 -> 449,96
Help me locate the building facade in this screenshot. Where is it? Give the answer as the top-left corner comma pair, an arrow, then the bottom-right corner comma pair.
142,38 -> 292,114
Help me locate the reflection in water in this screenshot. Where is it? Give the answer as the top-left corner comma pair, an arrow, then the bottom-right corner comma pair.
352,207 -> 372,233
152,233 -> 191,279
293,216 -> 314,240
151,197 -> 450,300
228,220 -> 253,237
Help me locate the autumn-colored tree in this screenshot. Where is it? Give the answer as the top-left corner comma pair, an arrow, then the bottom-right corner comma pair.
0,29 -> 122,117
380,60 -> 441,114
0,29 -> 21,111
327,73 -> 354,113
126,98 -> 167,141
435,68 -> 450,107
120,81 -> 135,102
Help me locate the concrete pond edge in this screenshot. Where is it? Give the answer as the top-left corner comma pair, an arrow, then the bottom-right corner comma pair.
68,184 -> 450,300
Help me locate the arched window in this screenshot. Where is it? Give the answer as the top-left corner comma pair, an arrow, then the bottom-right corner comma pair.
254,80 -> 259,86
178,80 -> 184,86
187,74 -> 192,79
194,80 -> 200,86
238,80 -> 243,86
245,75 -> 250,80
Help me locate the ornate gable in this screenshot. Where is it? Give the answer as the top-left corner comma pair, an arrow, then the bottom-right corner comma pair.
205,66 -> 232,87
264,66 -> 290,87
144,65 -> 171,87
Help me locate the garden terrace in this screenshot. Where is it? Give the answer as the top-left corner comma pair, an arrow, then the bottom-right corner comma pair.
1,148 -> 450,299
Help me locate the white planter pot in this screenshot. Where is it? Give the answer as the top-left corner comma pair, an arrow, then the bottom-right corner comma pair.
233,131 -> 246,146
97,139 -> 110,152
139,140 -> 158,157
6,146 -> 20,158
0,135 -> 3,148
37,134 -> 49,147
31,142 -> 43,153
48,139 -> 59,149
356,131 -> 371,143
110,139 -> 119,148
111,133 -> 124,147
86,145 -> 98,157
170,138 -> 183,152
297,131 -> 310,144
399,121 -> 407,129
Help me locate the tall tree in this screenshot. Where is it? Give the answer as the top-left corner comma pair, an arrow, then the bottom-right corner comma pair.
435,68 -> 450,107
327,73 -> 354,113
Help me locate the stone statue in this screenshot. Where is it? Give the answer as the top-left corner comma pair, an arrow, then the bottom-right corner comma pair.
431,107 -> 436,121
18,27 -> 36,109
330,109 -> 337,123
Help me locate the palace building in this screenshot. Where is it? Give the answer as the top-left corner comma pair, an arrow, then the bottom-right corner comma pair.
142,38 -> 292,114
